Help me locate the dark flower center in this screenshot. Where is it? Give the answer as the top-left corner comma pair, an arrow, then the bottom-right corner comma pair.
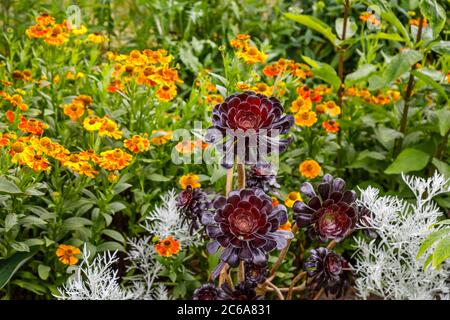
237,111 -> 259,130
234,214 -> 253,234
325,253 -> 342,276
317,208 -> 350,237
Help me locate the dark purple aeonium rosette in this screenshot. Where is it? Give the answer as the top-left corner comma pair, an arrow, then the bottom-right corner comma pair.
245,162 -> 280,192
205,91 -> 294,168
176,186 -> 212,234
304,247 -> 352,298
192,283 -> 227,300
201,188 -> 292,278
293,174 -> 358,242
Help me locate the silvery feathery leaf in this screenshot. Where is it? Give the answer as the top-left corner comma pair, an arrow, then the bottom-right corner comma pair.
353,172 -> 450,300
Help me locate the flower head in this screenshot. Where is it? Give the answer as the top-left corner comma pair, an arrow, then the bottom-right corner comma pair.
220,282 -> 263,300
154,236 -> 180,257
245,163 -> 280,192
245,262 -> 268,284
176,186 -> 211,233
56,244 -> 81,265
294,110 -> 317,127
202,188 -> 292,275
192,284 -> 226,300
285,191 -> 302,208
299,160 -> 321,179
293,174 -> 357,242
98,148 -> 132,171
124,135 -> 150,154
322,120 -> 340,133
179,173 -> 201,189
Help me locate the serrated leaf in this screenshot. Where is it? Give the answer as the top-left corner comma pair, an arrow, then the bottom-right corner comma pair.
285,13 -> 339,46
384,148 -> 430,174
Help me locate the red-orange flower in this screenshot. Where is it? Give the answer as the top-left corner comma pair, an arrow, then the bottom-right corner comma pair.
155,236 -> 180,257
322,120 -> 340,133
18,117 -> 49,135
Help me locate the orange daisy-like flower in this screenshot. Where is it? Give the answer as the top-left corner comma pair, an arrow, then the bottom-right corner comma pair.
299,160 -> 321,179
179,173 -> 201,189
155,84 -> 177,102
236,45 -> 268,65
236,82 -> 251,91
271,196 -> 280,207
279,220 -> 292,232
409,18 -> 428,28
4,94 -> 28,111
175,140 -> 194,154
35,12 -> 55,26
5,110 -> 15,123
56,244 -> 81,265
263,64 -> 282,77
99,118 -> 123,140
83,116 -> 103,132
23,152 -> 50,172
107,172 -> 120,183
107,80 -> 125,93
26,24 -> 52,38
98,148 -> 132,171
285,192 -> 303,208
322,120 -> 340,133
124,135 -> 150,153
151,130 -> 173,145
44,24 -> 69,46
63,102 -> 85,122
324,101 -> 341,117
155,236 -> 180,257
205,94 -> 224,106
252,82 -> 273,96
18,117 -> 49,135
87,32 -> 108,44
290,96 -> 312,113
294,110 -> 317,127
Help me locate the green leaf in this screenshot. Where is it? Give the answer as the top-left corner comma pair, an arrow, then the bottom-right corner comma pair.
381,10 -> 412,46
285,13 -> 339,46
11,241 -> 30,252
96,241 -> 125,252
430,41 -> 450,55
417,228 -> 450,258
434,109 -> 450,136
147,173 -> 171,182
412,70 -> 448,101
62,217 -> 93,231
11,279 -> 47,295
335,18 -> 357,40
112,183 -> 132,195
384,50 -> 422,84
432,158 -> 450,179
4,213 -> 17,232
384,148 -> 430,174
301,55 -> 341,90
420,0 -> 446,39
108,201 -> 126,213
345,64 -> 377,85
101,229 -> 125,244
0,247 -> 39,289
0,177 -> 21,194
432,235 -> 450,268
37,264 -> 51,280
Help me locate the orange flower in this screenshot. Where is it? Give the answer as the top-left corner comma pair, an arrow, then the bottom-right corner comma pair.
87,32 -> 108,44
63,102 -> 85,122
5,110 -> 15,123
98,148 -> 132,171
236,45 -> 267,65
35,13 -> 55,26
155,84 -> 177,101
299,160 -> 321,179
23,152 -> 50,172
205,94 -> 224,106
99,118 -> 122,140
73,95 -> 93,107
18,117 -> 49,135
175,140 -> 194,154
56,244 -> 81,265
409,18 -> 428,28
83,116 -> 103,131
155,236 -> 180,257
322,120 -> 340,133
324,100 -> 341,116
263,64 -> 282,77
151,130 -> 173,145
290,96 -> 312,113
294,110 -> 317,127
271,196 -> 280,207
279,221 -> 292,232
107,80 -> 125,93
124,135 -> 150,153
107,172 -> 120,183
284,192 -> 302,208
236,82 -> 251,91
26,24 -> 52,38
179,173 -> 201,189
44,24 -> 69,46
252,82 -> 272,96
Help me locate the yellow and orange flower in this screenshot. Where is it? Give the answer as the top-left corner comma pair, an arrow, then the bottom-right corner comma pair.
179,173 -> 201,189
56,244 -> 81,265
151,130 -> 173,145
107,80 -> 125,93
263,64 -> 282,77
231,34 -> 267,65
18,117 -> 49,135
252,82 -> 273,96
22,152 -> 50,172
290,96 -> 312,113
284,192 -> 302,208
323,100 -> 341,117
99,118 -> 122,140
279,221 -> 292,232
322,120 -> 340,133
63,102 -> 85,122
124,135 -> 150,153
83,116 -> 103,132
155,236 -> 180,257
98,148 -> 132,171
155,84 -> 177,101
87,32 -> 108,44
294,110 -> 317,127
299,160 -> 321,179
44,24 -> 69,46
175,140 -> 194,154
205,94 -> 224,106
271,196 -> 280,207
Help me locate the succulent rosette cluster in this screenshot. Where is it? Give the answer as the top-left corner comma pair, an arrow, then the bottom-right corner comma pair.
202,188 -> 292,277
245,162 -> 280,192
293,174 -> 358,242
304,247 -> 352,298
176,186 -> 212,233
205,91 -> 294,168
192,282 -> 262,300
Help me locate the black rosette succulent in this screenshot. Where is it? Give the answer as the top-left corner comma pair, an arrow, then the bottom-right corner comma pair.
293,174 -> 358,242
192,283 -> 226,300
220,282 -> 263,300
244,262 -> 269,284
245,162 -> 280,192
176,186 -> 212,234
304,247 -> 352,298
205,91 -> 294,168
202,188 -> 292,278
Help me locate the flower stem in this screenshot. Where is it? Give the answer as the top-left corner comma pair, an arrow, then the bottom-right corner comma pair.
287,271 -> 306,300
225,167 -> 233,196
237,163 -> 246,189
270,224 -> 298,276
